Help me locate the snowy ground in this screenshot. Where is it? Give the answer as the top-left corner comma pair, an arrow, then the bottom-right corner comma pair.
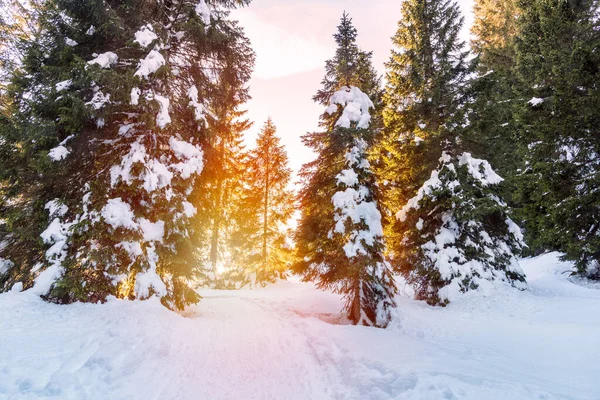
1,253 -> 599,400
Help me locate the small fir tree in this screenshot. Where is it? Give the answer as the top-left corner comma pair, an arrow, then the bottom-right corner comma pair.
294,13 -> 396,327
394,151 -> 527,306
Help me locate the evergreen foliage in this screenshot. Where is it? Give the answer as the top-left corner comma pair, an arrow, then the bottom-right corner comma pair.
233,118 -> 294,285
393,151 -> 527,306
379,0 -> 471,222
466,0 -> 520,181
294,13 -> 396,327
0,0 -> 255,309
513,0 -> 600,278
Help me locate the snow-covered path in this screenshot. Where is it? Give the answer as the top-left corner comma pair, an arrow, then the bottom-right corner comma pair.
1,253 -> 599,400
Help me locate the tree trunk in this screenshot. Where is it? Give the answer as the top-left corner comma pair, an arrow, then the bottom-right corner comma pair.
261,142 -> 270,280
210,140 -> 225,279
348,279 -> 362,325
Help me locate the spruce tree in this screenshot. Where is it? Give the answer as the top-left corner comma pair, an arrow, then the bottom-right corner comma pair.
382,0 -> 526,304
379,0 -> 471,222
0,0 -> 254,309
513,0 -> 600,278
294,13 -> 396,328
233,118 -> 294,285
395,152 -> 527,306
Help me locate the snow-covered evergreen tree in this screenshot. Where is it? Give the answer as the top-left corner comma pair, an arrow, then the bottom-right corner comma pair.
380,0 -> 527,304
294,13 -> 396,327
0,0 -> 254,309
233,118 -> 294,285
394,151 -> 527,306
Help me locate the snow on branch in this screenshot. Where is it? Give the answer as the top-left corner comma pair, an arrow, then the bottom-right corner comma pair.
326,86 -> 374,129
88,52 -> 118,69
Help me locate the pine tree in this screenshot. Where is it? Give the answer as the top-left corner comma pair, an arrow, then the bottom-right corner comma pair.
394,152 -> 527,306
233,118 -> 294,285
379,0 -> 471,222
294,13 -> 396,328
513,0 -> 600,278
0,0 -> 254,309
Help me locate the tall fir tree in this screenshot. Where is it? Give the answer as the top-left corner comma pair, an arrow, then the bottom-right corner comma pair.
513,0 -> 600,278
294,13 -> 396,327
379,0 -> 471,222
0,0 -> 255,309
191,97 -> 252,289
382,0 -> 526,304
233,118 -> 294,285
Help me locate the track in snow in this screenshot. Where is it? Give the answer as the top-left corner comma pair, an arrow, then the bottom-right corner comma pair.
1,253 -> 599,400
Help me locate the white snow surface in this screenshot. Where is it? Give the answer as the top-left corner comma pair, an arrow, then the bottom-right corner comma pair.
101,198 -> 137,230
187,85 -> 205,121
47,145 -> 70,161
65,37 -> 78,47
86,89 -> 110,110
48,135 -> 74,161
0,253 -> 598,399
154,94 -> 171,128
528,97 -> 545,107
55,79 -> 71,92
458,152 -> 503,186
130,87 -> 140,105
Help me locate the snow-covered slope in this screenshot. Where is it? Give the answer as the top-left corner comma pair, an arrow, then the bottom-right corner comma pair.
1,253 -> 598,399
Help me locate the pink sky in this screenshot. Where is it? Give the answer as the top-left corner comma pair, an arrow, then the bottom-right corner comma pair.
232,0 -> 475,178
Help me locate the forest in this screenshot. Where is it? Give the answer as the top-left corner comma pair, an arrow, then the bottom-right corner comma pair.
1,0 -> 600,399
1,0 -> 599,325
